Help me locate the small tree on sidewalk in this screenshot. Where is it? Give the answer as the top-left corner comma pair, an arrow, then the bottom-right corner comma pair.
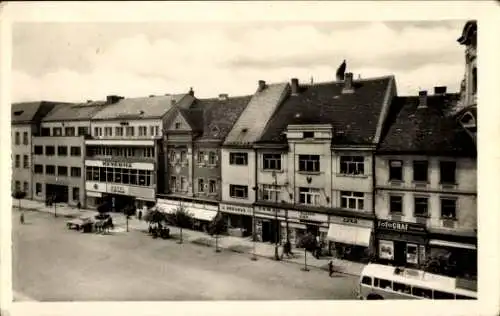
298,233 -> 317,272
123,205 -> 136,232
166,204 -> 194,244
12,190 -> 26,210
208,212 -> 227,252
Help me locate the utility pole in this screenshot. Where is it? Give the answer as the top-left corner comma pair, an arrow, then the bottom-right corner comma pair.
273,171 -> 280,261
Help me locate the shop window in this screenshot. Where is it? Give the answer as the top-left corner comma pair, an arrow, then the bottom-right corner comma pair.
70,146 -> 81,156
418,245 -> 426,265
414,197 -> 428,217
198,178 -> 204,192
389,160 -> 403,181
230,184 -> 248,199
440,198 -> 456,219
23,132 -> 29,145
299,154 -> 320,173
23,181 -> 28,193
299,187 -> 320,205
209,152 -> 217,165
14,155 -> 20,168
34,164 -> 43,174
36,183 -> 42,195
389,195 -> 403,214
72,187 -> 80,201
440,161 -> 456,184
340,156 -> 364,175
340,191 -> 364,210
41,128 -> 51,136
230,152 -> 248,165
262,184 -> 281,201
413,160 -> 428,182
114,168 -> 122,183
433,291 -> 455,300
65,127 -> 75,136
45,146 -> 55,156
209,179 -> 217,193
412,286 -> 432,299
34,146 -> 43,155
263,153 -> 282,171
45,165 -> 55,175
53,127 -> 62,136
406,244 -> 418,264
361,276 -> 372,286
115,126 -> 124,137
58,146 -> 68,156
71,167 -> 81,178
92,167 -> 99,181
129,169 -> 137,185
15,132 -> 20,145
23,155 -> 29,168
58,166 -> 68,176
378,240 -> 394,260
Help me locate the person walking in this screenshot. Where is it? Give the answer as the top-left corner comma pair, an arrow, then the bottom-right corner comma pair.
328,260 -> 334,277
20,212 -> 25,225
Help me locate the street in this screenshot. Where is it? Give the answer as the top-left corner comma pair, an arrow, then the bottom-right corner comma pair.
12,209 -> 359,301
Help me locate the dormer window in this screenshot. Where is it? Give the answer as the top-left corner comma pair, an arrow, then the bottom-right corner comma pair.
13,110 -> 23,116
303,131 -> 314,139
175,122 -> 181,129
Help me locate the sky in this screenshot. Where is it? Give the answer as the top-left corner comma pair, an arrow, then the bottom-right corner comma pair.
12,20 -> 468,103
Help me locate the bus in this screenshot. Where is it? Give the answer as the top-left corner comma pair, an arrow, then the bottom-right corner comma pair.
357,263 -> 477,300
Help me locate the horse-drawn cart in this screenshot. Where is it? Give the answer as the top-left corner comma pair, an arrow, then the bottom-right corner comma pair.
66,213 -> 114,234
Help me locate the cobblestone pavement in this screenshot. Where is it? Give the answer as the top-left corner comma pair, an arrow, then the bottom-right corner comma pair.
13,210 -> 359,301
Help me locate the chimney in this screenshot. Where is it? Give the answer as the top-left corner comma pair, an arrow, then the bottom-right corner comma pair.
106,95 -> 123,104
258,80 -> 266,92
218,93 -> 229,101
291,78 -> 299,95
418,90 -> 428,108
149,94 -> 155,98
188,87 -> 194,96
86,100 -> 93,103
434,86 -> 447,95
342,72 -> 354,94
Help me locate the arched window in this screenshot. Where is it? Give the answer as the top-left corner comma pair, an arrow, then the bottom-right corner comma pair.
472,67 -> 477,94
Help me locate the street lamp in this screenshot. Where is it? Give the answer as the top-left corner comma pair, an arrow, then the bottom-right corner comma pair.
273,171 -> 280,261
53,178 -> 58,217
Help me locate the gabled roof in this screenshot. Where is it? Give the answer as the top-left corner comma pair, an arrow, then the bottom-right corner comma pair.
223,83 -> 289,146
258,76 -> 394,145
11,101 -> 62,124
378,94 -> 476,157
178,107 -> 204,133
42,101 -> 107,122
91,94 -> 194,120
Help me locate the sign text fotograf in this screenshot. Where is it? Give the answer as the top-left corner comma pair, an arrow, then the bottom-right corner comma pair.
377,220 -> 425,233
103,161 -> 133,168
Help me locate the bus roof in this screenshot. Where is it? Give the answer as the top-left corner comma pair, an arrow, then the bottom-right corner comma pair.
361,264 -> 477,297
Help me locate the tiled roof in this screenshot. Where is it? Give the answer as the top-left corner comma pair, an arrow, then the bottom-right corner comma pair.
42,101 -> 107,122
190,95 -> 252,140
178,108 -> 204,133
258,76 -> 393,145
224,83 -> 289,146
91,94 -> 193,120
378,94 -> 476,156
11,101 -> 61,124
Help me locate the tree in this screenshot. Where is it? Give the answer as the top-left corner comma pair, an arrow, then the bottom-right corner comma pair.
12,190 -> 27,210
143,208 -> 167,227
166,203 -> 194,244
123,205 -> 136,232
208,212 -> 227,252
298,233 -> 317,272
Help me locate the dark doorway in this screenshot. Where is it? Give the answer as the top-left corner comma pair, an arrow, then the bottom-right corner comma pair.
262,220 -> 272,242
394,241 -> 407,266
46,184 -> 68,203
103,194 -> 135,212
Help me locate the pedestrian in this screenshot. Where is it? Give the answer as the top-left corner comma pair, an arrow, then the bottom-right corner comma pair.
20,212 -> 25,225
77,202 -> 81,210
328,260 -> 334,277
138,210 -> 142,221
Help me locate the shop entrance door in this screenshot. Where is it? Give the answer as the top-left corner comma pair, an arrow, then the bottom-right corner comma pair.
262,220 -> 271,242
104,194 -> 135,212
394,241 -> 407,266
46,184 -> 68,203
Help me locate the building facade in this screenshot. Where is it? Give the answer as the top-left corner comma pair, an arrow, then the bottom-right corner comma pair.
157,92 -> 251,232
11,101 -> 59,198
84,94 -> 194,213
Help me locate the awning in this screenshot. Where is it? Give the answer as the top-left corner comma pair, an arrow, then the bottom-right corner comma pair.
429,239 -> 476,250
188,208 -> 217,222
156,203 -> 177,214
327,223 -> 372,247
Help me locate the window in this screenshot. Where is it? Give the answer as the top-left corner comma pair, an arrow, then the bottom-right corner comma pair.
413,160 -> 428,182
209,152 -> 217,165
144,147 -> 155,158
23,181 -> 28,193
15,132 -> 20,145
433,291 -> 455,300
41,128 -> 50,136
412,286 -> 432,299
406,244 -> 418,264
104,127 -> 113,137
23,132 -> 28,145
34,146 -> 43,155
115,126 -> 124,137
57,146 -> 68,156
198,151 -> 205,164
393,282 -> 411,294
23,155 -> 29,168
340,156 -> 364,175
303,131 -> 314,138
198,178 -> 204,192
414,197 -> 428,217
389,195 -> 403,214
15,155 -> 20,168
36,183 -> 42,195
175,122 -> 181,129
361,276 -> 372,286
441,198 -> 456,219
71,167 -> 81,178
45,146 -> 55,156
262,184 -> 281,201
374,278 -> 392,290
169,151 -> 176,163
77,126 -> 89,136
126,126 -> 135,137
180,151 -> 187,163
126,148 -> 135,157
263,153 -> 281,171
58,166 -> 68,176
150,126 -> 156,136
299,187 -> 320,205
45,165 -> 55,175
141,126 -> 148,136
229,152 -> 248,165
180,177 -> 187,191
440,161 -> 456,184
15,181 -> 20,192
65,127 -> 75,136
209,180 -> 217,193
94,127 -> 99,136
299,154 -> 320,173
155,126 -> 160,136
72,188 -> 80,201
53,127 -> 62,136
389,160 -> 403,181
170,176 -> 177,192
34,164 -> 43,174
340,191 -> 364,210
230,185 -> 248,199
70,146 -> 81,156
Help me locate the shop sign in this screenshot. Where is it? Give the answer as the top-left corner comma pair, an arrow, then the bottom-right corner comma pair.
255,206 -> 286,218
329,215 -> 374,228
377,220 -> 425,234
103,161 -> 133,168
108,184 -> 128,195
378,239 -> 394,260
298,211 -> 328,223
220,203 -> 253,216
85,181 -> 106,193
85,159 -> 154,170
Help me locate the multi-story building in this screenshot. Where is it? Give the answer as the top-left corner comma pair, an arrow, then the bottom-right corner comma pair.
157,93 -> 251,232
84,94 -> 194,213
221,81 -> 289,238
11,101 -> 59,198
31,101 -> 104,207
254,74 -> 396,260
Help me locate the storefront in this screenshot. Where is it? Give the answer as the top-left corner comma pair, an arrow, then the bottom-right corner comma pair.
156,198 -> 218,233
327,215 -> 375,262
375,219 -> 427,269
219,203 -> 253,237
253,206 -> 286,244
85,181 -> 156,212
286,210 -> 329,249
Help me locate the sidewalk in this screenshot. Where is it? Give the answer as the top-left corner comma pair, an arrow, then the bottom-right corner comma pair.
13,198 -> 366,276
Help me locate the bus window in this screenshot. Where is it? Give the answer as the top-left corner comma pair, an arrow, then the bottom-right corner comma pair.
378,279 -> 392,290
393,282 -> 411,294
412,286 -> 432,299
433,291 -> 455,300
456,294 -> 475,300
374,278 -> 380,287
361,276 -> 372,286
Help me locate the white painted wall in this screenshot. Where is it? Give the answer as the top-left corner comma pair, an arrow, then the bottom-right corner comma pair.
221,148 -> 256,204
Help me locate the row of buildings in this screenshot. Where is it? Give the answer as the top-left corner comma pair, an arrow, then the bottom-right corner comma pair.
11,21 -> 477,277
